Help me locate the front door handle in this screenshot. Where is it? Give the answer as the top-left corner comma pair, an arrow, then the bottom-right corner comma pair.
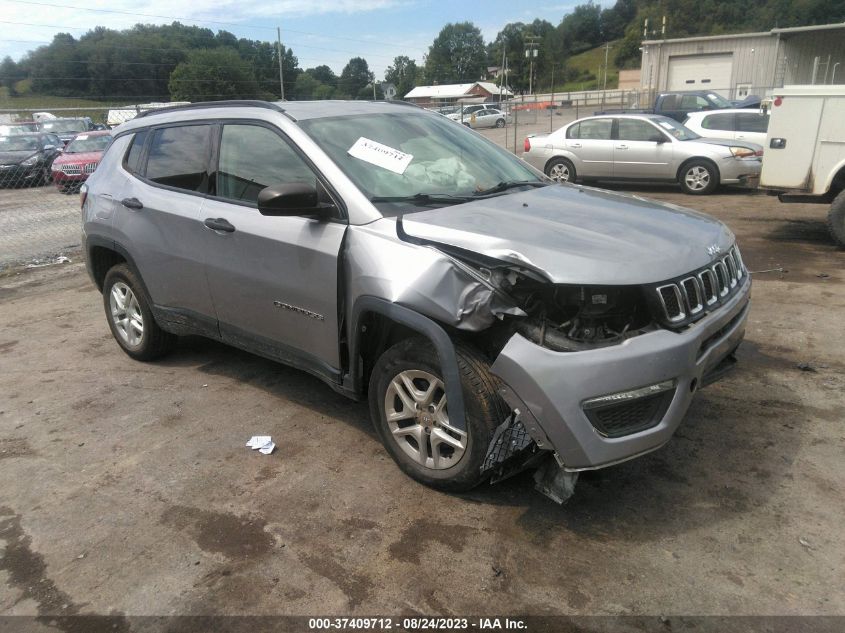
121,197 -> 143,210
204,217 -> 236,233
616,144 -> 629,150
570,143 -> 582,148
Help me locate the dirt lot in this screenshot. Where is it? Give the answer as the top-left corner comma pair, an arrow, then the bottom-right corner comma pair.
1,179 -> 844,623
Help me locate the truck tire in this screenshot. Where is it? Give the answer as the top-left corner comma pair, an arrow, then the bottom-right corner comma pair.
828,190 -> 845,249
369,337 -> 507,492
102,263 -> 176,361
679,159 -> 719,195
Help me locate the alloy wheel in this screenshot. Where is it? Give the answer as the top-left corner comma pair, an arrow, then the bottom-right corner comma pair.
384,369 -> 467,470
684,165 -> 711,191
109,281 -> 144,347
548,163 -> 571,182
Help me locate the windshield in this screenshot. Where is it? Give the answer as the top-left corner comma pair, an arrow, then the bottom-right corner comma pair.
652,117 -> 700,141
66,134 -> 111,153
0,136 -> 39,151
299,112 -> 543,213
41,119 -> 88,133
0,124 -> 38,135
707,93 -> 733,108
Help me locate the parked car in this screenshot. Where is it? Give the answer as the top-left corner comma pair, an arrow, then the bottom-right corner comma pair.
684,109 -> 770,146
760,85 -> 845,248
51,130 -> 112,192
451,107 -> 511,129
597,90 -> 735,122
0,133 -> 63,187
38,117 -> 95,145
446,103 -> 500,123
523,114 -> 763,195
82,100 -> 750,503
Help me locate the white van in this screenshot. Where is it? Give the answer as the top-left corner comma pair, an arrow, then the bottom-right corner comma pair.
760,85 -> 845,247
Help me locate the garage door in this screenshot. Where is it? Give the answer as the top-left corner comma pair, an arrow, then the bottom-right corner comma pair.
667,54 -> 733,93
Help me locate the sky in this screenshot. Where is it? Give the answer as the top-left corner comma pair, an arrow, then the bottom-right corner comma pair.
0,0 -> 598,78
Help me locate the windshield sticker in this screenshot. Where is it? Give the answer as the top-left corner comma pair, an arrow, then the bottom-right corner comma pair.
348,137 -> 413,175
76,134 -> 89,140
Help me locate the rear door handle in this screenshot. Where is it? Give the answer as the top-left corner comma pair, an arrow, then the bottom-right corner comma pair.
204,217 -> 236,233
616,144 -> 629,149
121,197 -> 143,210
570,143 -> 582,148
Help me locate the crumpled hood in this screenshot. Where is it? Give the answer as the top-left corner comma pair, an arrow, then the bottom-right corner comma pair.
399,184 -> 735,285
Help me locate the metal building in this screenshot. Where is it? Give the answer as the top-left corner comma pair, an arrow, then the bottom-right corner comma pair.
640,22 -> 845,99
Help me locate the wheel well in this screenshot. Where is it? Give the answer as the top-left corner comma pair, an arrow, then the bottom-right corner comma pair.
89,246 -> 126,292
676,157 -> 720,183
355,311 -> 425,393
544,156 -> 571,174
830,165 -> 845,198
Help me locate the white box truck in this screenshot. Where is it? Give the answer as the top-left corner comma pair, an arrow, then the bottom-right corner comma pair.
760,85 -> 845,248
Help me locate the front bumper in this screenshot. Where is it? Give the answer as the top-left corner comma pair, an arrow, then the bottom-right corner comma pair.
491,275 -> 750,470
0,164 -> 41,184
719,157 -> 761,186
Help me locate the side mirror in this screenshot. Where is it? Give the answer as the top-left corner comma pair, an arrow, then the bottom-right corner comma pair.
652,136 -> 668,144
257,182 -> 334,218
44,144 -> 56,151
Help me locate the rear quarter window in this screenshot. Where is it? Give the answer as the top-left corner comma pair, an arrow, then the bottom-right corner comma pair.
736,113 -> 769,133
124,129 -> 149,175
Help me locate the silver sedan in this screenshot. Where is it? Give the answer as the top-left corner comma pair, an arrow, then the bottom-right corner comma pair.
448,108 -> 511,129
522,114 -> 762,195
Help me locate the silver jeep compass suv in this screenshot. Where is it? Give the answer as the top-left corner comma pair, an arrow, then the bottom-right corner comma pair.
82,100 -> 750,503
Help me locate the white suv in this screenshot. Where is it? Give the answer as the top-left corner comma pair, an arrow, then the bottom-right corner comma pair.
684,109 -> 770,146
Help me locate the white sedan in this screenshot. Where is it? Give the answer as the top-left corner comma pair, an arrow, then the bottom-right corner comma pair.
683,109 -> 769,146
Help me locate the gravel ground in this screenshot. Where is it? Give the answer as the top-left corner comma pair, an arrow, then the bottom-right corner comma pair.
0,122 -> 843,625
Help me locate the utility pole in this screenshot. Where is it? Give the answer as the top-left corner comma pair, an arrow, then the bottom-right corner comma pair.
603,42 -> 612,91
277,27 -> 285,100
524,34 -> 540,95
550,62 -> 556,133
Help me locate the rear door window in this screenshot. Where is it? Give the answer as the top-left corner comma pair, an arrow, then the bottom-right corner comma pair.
568,119 -> 612,140
736,113 -> 769,133
145,125 -> 212,192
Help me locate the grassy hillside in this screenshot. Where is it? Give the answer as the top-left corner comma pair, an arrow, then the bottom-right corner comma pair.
0,84 -> 128,122
556,40 -> 622,92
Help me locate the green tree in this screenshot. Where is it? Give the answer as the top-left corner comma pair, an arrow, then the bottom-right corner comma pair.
384,55 -> 418,99
307,65 -> 338,87
424,22 -> 487,84
0,56 -> 22,96
292,72 -> 322,99
558,2 -> 603,54
337,57 -> 373,98
169,48 -> 260,101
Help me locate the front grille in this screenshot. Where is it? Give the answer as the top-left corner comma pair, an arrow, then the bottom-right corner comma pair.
584,392 -> 672,438
61,164 -> 82,175
653,246 -> 746,326
83,162 -> 98,174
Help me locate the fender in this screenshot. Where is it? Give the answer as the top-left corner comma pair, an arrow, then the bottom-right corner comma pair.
85,234 -> 152,299
348,296 -> 468,433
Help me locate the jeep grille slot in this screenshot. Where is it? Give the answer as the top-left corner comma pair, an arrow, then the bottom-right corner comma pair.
583,391 -> 673,438
652,245 -> 747,327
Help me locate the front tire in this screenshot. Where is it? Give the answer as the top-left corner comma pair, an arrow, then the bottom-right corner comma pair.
369,338 -> 507,491
546,157 -> 575,183
495,118 -> 505,128
827,190 -> 845,249
102,264 -> 176,361
679,159 -> 719,195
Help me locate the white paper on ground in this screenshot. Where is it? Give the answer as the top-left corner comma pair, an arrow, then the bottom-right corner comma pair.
246,435 -> 272,449
258,442 -> 275,455
347,137 -> 413,174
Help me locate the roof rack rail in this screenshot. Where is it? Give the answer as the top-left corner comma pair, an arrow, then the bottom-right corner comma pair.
380,99 -> 421,108
134,100 -> 285,119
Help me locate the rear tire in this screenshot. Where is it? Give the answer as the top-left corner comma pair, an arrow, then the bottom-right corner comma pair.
679,159 -> 719,195
102,263 -> 176,361
828,190 -> 845,249
495,118 -> 505,128
369,338 -> 507,491
546,157 -> 575,183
